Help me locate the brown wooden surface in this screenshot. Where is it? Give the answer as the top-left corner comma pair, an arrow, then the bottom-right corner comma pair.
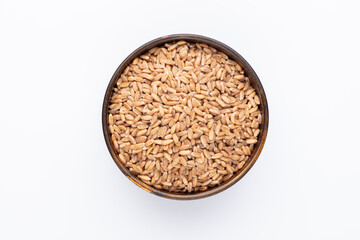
102,34 -> 269,200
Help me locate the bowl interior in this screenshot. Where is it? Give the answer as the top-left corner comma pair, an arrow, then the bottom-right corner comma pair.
102,34 -> 268,200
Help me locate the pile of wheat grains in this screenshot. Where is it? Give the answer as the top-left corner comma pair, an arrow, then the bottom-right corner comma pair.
108,41 -> 262,193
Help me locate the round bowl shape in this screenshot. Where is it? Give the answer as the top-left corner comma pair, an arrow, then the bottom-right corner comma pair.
102,34 -> 269,200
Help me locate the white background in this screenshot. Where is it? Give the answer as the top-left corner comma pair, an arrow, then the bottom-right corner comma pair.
1,0 -> 359,239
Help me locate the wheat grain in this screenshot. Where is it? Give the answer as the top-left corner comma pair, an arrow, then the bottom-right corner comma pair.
108,41 -> 262,193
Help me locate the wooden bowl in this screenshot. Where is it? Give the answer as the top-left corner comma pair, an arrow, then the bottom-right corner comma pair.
102,34 -> 269,200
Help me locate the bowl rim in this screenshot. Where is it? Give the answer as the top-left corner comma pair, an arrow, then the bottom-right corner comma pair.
102,34 -> 269,200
